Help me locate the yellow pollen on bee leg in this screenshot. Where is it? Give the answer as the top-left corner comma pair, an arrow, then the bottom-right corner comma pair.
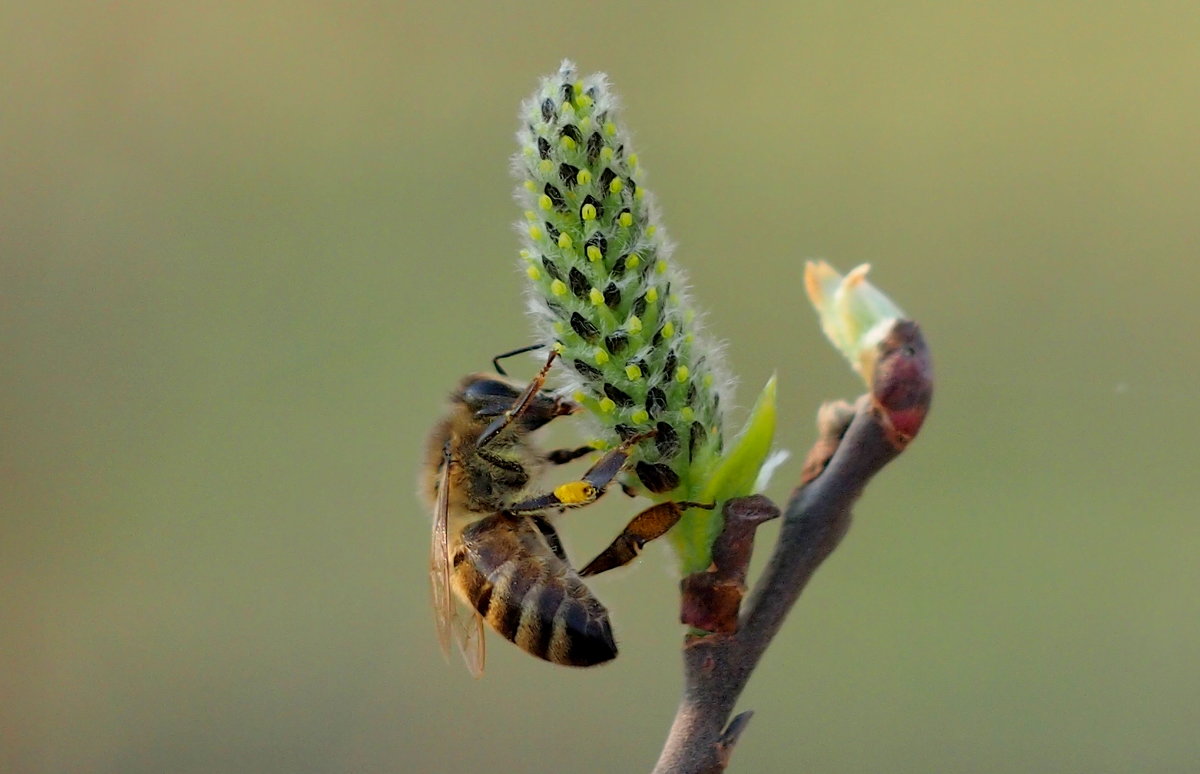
554,481 -> 596,505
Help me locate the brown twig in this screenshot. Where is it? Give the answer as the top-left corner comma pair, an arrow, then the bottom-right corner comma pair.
651,320 -> 932,773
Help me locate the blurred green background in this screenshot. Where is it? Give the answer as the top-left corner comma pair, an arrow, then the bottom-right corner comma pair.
3,2 -> 1198,772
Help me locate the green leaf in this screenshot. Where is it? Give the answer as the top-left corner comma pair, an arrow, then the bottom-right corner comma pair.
669,375 -> 778,574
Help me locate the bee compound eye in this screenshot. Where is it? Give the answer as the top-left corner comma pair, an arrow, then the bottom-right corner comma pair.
460,378 -> 521,408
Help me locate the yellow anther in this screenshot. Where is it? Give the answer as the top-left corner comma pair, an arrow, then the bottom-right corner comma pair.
609,178 -> 624,194
589,288 -> 604,306
539,159 -> 554,175
600,146 -> 614,162
553,321 -> 566,335
618,211 -> 633,228
662,321 -> 675,338
539,194 -> 553,211
685,333 -> 694,344
558,232 -> 573,249
526,265 -> 541,280
625,364 -> 642,381
519,248 -> 531,259
594,348 -> 610,365
560,135 -> 576,151
573,80 -> 584,95
675,366 -> 690,383
656,259 -> 668,275
574,391 -> 587,404
627,315 -> 642,334
554,481 -> 596,505
529,225 -> 543,241
524,210 -> 536,221
646,225 -> 657,237
552,341 -> 565,353
577,169 -> 593,186
628,153 -> 639,168
604,121 -> 617,136
635,188 -> 645,201
626,253 -> 641,268
579,117 -> 591,130
586,244 -> 602,262
630,408 -> 649,424
646,287 -> 658,303
599,397 -> 616,413
581,203 -> 597,221
703,374 -> 714,387
575,94 -> 593,110
685,309 -> 696,324
588,438 -> 608,450
550,279 -> 567,296
680,406 -> 694,421
524,179 -> 537,191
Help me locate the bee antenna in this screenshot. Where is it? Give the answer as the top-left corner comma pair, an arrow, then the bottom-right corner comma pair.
491,343 -> 546,376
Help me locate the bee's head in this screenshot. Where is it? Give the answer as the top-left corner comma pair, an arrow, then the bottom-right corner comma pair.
455,374 -> 577,435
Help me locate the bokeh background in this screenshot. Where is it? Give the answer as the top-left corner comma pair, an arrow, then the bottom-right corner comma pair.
4,2 -> 1199,772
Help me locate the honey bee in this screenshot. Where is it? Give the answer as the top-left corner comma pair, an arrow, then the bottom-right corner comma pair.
424,350 -> 710,675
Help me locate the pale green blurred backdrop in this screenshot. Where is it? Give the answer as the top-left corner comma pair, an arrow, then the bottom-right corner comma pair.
3,2 -> 1198,773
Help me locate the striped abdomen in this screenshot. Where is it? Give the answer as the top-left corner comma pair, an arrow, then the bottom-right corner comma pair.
452,513 -> 617,667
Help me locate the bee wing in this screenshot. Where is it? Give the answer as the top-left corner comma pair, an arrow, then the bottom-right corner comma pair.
429,443 -> 454,660
429,441 -> 487,677
456,605 -> 486,679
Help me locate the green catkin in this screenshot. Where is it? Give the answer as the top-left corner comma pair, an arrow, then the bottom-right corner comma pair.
512,61 -> 731,534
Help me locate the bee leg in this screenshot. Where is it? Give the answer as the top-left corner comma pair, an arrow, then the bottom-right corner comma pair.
505,431 -> 655,513
545,445 -> 595,465
477,350 -> 566,448
579,501 -> 715,577
491,342 -> 546,376
529,515 -> 569,562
